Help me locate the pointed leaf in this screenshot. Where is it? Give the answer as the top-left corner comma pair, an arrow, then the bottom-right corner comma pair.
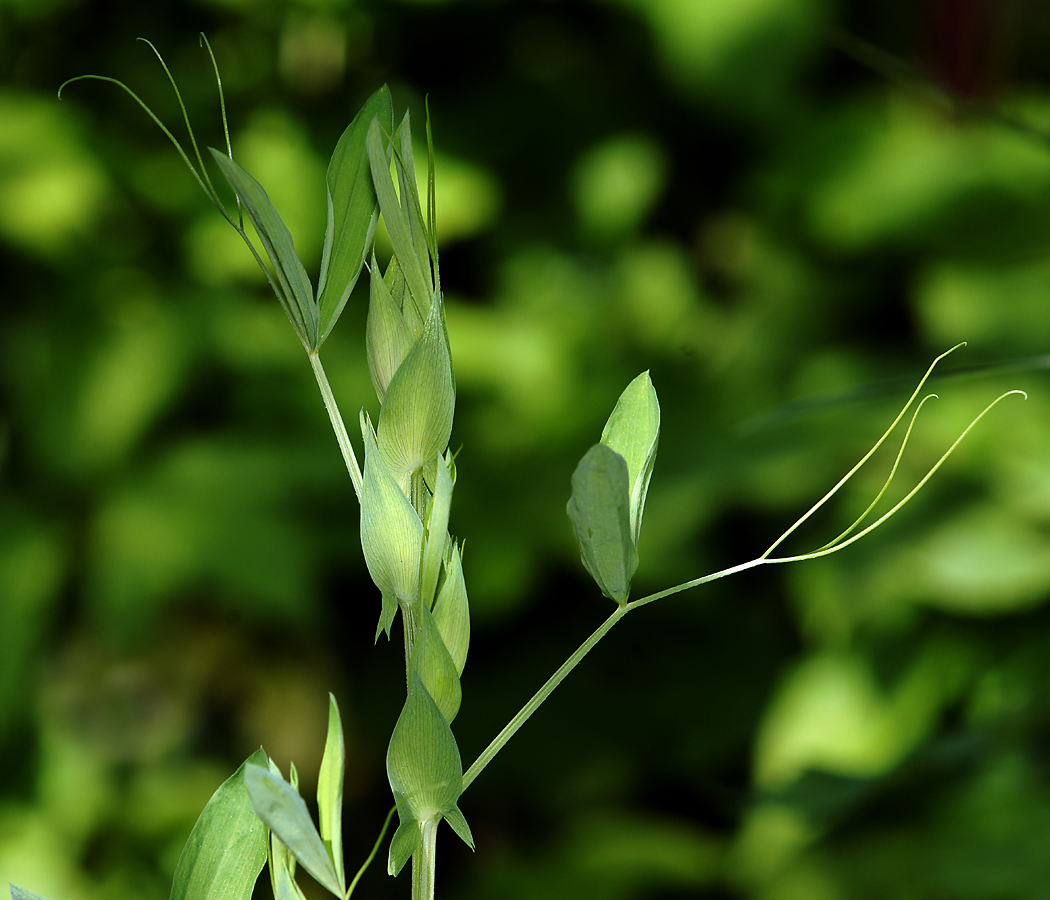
317,694 -> 345,887
375,590 -> 398,642
209,149 -> 316,346
420,451 -> 453,608
600,371 -> 660,544
316,85 -> 394,347
367,119 -> 431,317
442,804 -> 474,851
170,748 -> 269,900
387,817 -> 421,877
244,765 -> 344,897
11,887 -> 48,900
273,859 -> 308,900
395,110 -> 431,288
377,301 -> 455,488
360,411 -> 424,604
366,251 -> 415,402
432,542 -> 469,676
387,674 -> 464,827
413,600 -> 461,723
566,443 -> 637,605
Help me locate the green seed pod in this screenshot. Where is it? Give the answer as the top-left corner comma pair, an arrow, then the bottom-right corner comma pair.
385,674 -> 472,876
359,411 -> 423,610
365,251 -> 414,402
377,298 -> 455,492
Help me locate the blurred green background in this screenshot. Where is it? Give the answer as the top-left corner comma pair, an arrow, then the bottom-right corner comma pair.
3,0 -> 1050,898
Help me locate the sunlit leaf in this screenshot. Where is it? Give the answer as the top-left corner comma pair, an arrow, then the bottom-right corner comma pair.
170,748 -> 269,900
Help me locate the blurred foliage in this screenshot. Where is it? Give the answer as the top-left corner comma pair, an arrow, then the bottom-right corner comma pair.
2,0 -> 1050,899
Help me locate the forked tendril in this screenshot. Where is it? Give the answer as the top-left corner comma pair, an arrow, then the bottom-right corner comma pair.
58,37 -> 269,285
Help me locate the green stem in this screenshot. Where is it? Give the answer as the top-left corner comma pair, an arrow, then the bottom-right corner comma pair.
462,604 -> 628,791
411,818 -> 438,900
462,558 -> 766,792
308,350 -> 363,499
344,806 -> 396,899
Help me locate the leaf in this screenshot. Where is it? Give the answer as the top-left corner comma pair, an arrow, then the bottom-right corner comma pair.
367,119 -> 432,317
432,541 -> 469,676
566,443 -> 638,605
170,748 -> 269,900
375,590 -> 398,642
600,371 -> 660,545
317,694 -> 346,887
413,600 -> 462,723
244,764 -> 345,898
273,859 -> 308,900
419,451 -> 454,609
376,300 -> 455,490
442,804 -> 474,851
386,674 -> 464,835
316,85 -> 394,348
386,816 -> 421,877
359,411 -> 424,605
209,149 -> 316,346
366,251 -> 415,402
394,110 -> 431,289
11,886 -> 49,900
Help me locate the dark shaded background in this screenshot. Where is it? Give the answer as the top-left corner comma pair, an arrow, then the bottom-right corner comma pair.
3,0 -> 1050,898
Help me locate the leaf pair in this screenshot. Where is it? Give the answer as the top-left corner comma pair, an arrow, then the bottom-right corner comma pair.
567,371 -> 661,605
212,86 -> 394,350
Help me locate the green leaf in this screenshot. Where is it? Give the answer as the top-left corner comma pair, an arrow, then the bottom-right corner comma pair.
317,694 -> 346,887
11,886 -> 49,900
316,85 -> 394,348
442,803 -> 474,851
394,110 -> 432,290
386,817 -> 421,877
367,119 -> 432,318
566,443 -> 638,605
209,149 -> 316,346
273,859 -> 308,900
413,600 -> 462,723
419,451 -> 454,609
375,591 -> 398,642
386,675 -> 465,852
359,411 -> 424,605
170,748 -> 269,900
244,764 -> 345,898
366,251 -> 414,402
432,541 -> 469,676
376,300 -> 455,491
600,371 -> 660,545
